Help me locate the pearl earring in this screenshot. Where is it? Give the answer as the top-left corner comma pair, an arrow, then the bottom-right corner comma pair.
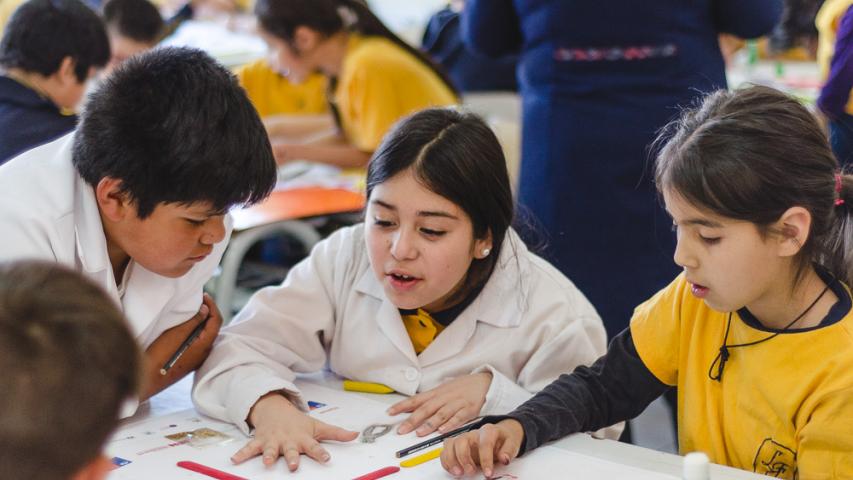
482,248 -> 490,257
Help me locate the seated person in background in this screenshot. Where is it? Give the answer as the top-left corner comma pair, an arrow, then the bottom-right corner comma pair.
0,0 -> 108,164
422,1 -> 518,93
255,0 -> 459,168
101,0 -> 164,73
236,58 -> 327,119
193,108 -> 614,473
0,47 -> 277,408
817,0 -> 853,166
0,260 -> 140,480
766,0 -> 824,58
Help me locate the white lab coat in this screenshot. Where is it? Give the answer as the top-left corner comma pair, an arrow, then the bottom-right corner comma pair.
194,223 -> 611,437
0,134 -> 231,348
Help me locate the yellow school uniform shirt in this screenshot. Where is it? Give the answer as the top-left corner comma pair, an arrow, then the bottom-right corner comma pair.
631,273 -> 853,479
334,34 -> 458,152
0,0 -> 23,37
817,0 -> 853,115
235,60 -> 327,118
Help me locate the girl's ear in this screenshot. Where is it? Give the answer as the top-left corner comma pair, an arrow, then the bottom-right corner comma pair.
95,177 -> 131,223
474,230 -> 493,259
775,206 -> 812,257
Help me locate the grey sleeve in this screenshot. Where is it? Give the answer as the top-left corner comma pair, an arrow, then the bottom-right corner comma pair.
502,328 -> 669,454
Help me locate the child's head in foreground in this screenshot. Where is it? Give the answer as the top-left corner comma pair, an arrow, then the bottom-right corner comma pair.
0,260 -> 140,480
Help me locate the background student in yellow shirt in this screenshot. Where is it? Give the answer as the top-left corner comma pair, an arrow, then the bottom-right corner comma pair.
253,0 -> 459,168
236,59 -> 327,118
441,86 -> 853,479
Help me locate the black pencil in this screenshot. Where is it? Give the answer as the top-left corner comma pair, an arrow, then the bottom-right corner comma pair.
395,418 -> 487,458
159,318 -> 208,375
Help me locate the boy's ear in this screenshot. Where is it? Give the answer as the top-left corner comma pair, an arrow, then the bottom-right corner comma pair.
69,454 -> 113,480
292,26 -> 320,54
95,177 -> 132,222
56,56 -> 78,86
776,206 -> 812,257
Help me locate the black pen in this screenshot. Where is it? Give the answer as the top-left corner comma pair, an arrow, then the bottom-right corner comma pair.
159,318 -> 208,375
395,418 -> 487,458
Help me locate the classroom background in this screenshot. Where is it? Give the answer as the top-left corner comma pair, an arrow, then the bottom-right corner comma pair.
0,0 -> 848,477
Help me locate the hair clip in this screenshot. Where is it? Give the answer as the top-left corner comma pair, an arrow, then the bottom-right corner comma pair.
835,172 -> 845,206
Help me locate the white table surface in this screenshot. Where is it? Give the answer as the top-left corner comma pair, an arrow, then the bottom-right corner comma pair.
121,373 -> 770,479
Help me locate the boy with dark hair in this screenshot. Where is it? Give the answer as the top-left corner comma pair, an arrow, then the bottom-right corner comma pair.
0,46 -> 277,408
0,0 -> 109,164
101,0 -> 164,72
0,260 -> 140,480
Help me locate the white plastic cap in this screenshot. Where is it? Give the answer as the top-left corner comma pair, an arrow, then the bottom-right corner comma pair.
683,451 -> 710,480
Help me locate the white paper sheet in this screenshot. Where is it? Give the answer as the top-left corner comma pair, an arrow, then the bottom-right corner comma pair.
106,383 -> 676,479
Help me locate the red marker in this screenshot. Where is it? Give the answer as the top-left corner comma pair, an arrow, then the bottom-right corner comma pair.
176,461 -> 248,480
352,465 -> 401,480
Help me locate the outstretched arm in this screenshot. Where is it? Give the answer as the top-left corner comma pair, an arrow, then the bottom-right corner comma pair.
441,329 -> 669,476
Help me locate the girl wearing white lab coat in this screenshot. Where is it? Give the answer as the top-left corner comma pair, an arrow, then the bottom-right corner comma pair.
193,108 -> 610,471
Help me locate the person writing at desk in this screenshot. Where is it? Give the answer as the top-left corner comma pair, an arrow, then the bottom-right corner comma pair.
0,47 -> 276,407
440,87 -> 853,479
193,108 -> 615,472
254,0 -> 459,168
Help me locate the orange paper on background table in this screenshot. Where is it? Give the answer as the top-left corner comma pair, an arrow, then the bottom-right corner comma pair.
231,187 -> 364,230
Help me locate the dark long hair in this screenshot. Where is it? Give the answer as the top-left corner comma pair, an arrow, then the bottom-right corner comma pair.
655,85 -> 853,286
366,108 -> 513,306
254,0 -> 458,97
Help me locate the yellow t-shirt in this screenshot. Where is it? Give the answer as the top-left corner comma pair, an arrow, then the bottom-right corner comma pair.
235,59 -> 327,118
402,309 -> 445,355
0,0 -> 24,37
816,0 -> 853,115
334,34 -> 458,152
631,273 -> 853,479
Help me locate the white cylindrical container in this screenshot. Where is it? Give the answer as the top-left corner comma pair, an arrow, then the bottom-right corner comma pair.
683,451 -> 710,480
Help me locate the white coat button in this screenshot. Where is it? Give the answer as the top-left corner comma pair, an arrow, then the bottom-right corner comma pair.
404,367 -> 419,382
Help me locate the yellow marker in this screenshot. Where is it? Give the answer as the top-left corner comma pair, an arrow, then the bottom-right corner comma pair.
399,447 -> 442,468
343,380 -> 395,394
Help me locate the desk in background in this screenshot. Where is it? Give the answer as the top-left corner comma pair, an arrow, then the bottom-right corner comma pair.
214,187 -> 364,323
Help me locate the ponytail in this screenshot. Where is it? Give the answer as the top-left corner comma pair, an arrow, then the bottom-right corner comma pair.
255,0 -> 459,97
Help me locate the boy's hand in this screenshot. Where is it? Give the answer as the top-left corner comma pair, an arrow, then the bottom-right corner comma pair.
232,393 -> 358,471
140,294 -> 223,399
440,420 -> 524,478
193,293 -> 223,353
388,372 -> 492,437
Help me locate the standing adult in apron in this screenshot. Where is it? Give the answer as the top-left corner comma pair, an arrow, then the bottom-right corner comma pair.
462,1 -> 782,339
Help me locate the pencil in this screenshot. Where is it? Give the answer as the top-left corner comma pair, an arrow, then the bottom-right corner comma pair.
176,461 -> 247,480
159,318 -> 208,375
352,465 -> 400,480
399,448 -> 442,468
343,380 -> 395,394
394,418 -> 486,458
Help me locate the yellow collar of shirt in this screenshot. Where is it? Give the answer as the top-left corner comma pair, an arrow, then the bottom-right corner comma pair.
401,308 -> 446,354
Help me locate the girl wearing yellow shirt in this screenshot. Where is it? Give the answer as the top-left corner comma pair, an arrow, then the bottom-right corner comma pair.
442,86 -> 853,479
254,0 -> 459,168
